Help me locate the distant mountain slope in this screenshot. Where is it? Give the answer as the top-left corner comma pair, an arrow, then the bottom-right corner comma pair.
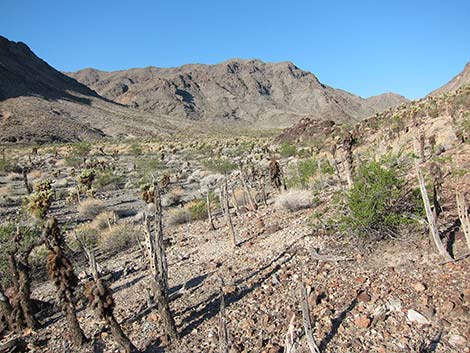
0,36 -> 179,143
68,59 -> 408,128
0,36 -> 99,102
429,62 -> 470,97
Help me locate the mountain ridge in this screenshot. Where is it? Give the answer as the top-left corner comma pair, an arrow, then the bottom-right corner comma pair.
67,58 -> 408,128
429,62 -> 470,97
0,36 -> 181,143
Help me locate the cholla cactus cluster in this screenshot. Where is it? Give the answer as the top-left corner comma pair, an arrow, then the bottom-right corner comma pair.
140,183 -> 155,204
45,218 -> 86,346
46,248 -> 78,297
24,179 -> 54,219
83,279 -> 114,317
77,168 -> 96,194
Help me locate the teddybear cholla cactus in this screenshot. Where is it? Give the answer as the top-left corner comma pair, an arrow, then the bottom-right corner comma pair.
24,179 -> 54,219
77,168 -> 96,197
140,183 -> 155,204
44,218 -> 87,346
84,279 -> 138,353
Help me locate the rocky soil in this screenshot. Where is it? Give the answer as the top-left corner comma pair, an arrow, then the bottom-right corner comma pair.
0,138 -> 469,353
2,203 -> 469,353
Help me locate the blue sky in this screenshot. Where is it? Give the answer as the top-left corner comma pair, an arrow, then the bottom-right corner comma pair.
1,0 -> 469,99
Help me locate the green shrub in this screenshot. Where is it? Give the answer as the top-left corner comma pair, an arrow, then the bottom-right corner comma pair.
319,159 -> 335,175
71,141 -> 91,158
341,160 -> 421,238
297,159 -> 318,187
65,156 -> 82,168
135,158 -> 164,181
286,158 -> 319,188
187,199 -> 208,221
460,112 -> 470,134
0,159 -> 10,173
202,159 -> 237,174
95,171 -> 125,191
128,142 -> 142,156
279,143 -> 297,158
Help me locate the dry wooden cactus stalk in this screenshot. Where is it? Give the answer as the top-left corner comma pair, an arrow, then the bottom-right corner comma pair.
142,178 -> 178,342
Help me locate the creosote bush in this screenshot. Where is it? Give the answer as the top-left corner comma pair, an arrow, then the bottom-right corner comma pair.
187,199 -> 208,221
341,160 -> 421,238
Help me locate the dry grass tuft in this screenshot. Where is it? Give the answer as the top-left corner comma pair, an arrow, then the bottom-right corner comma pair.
77,198 -> 105,219
274,190 -> 313,212
167,208 -> 191,226
97,224 -> 139,255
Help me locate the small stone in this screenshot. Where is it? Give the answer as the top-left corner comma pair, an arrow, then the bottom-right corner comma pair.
421,306 -> 435,319
266,344 -> 283,353
448,335 -> 467,347
413,282 -> 426,292
407,309 -> 429,325
148,312 -> 159,322
223,285 -> 237,295
355,276 -> 366,284
442,301 -> 455,313
160,334 -> 170,347
357,292 -> 371,302
450,304 -> 468,318
355,315 -> 371,328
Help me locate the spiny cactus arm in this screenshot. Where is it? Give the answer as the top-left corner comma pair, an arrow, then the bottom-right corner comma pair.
0,287 -> 15,332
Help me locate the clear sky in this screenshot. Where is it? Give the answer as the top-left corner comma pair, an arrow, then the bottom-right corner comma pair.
1,0 -> 469,99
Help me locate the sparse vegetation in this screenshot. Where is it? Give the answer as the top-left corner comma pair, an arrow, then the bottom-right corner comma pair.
0,82 -> 469,352
187,199 -> 208,221
95,170 -> 125,191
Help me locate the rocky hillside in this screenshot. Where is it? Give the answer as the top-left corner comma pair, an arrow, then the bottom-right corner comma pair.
429,62 -> 470,97
68,60 -> 408,128
277,71 -> 470,146
0,36 -> 181,143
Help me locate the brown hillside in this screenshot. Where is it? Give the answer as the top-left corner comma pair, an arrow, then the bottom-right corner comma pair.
68,60 -> 408,128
